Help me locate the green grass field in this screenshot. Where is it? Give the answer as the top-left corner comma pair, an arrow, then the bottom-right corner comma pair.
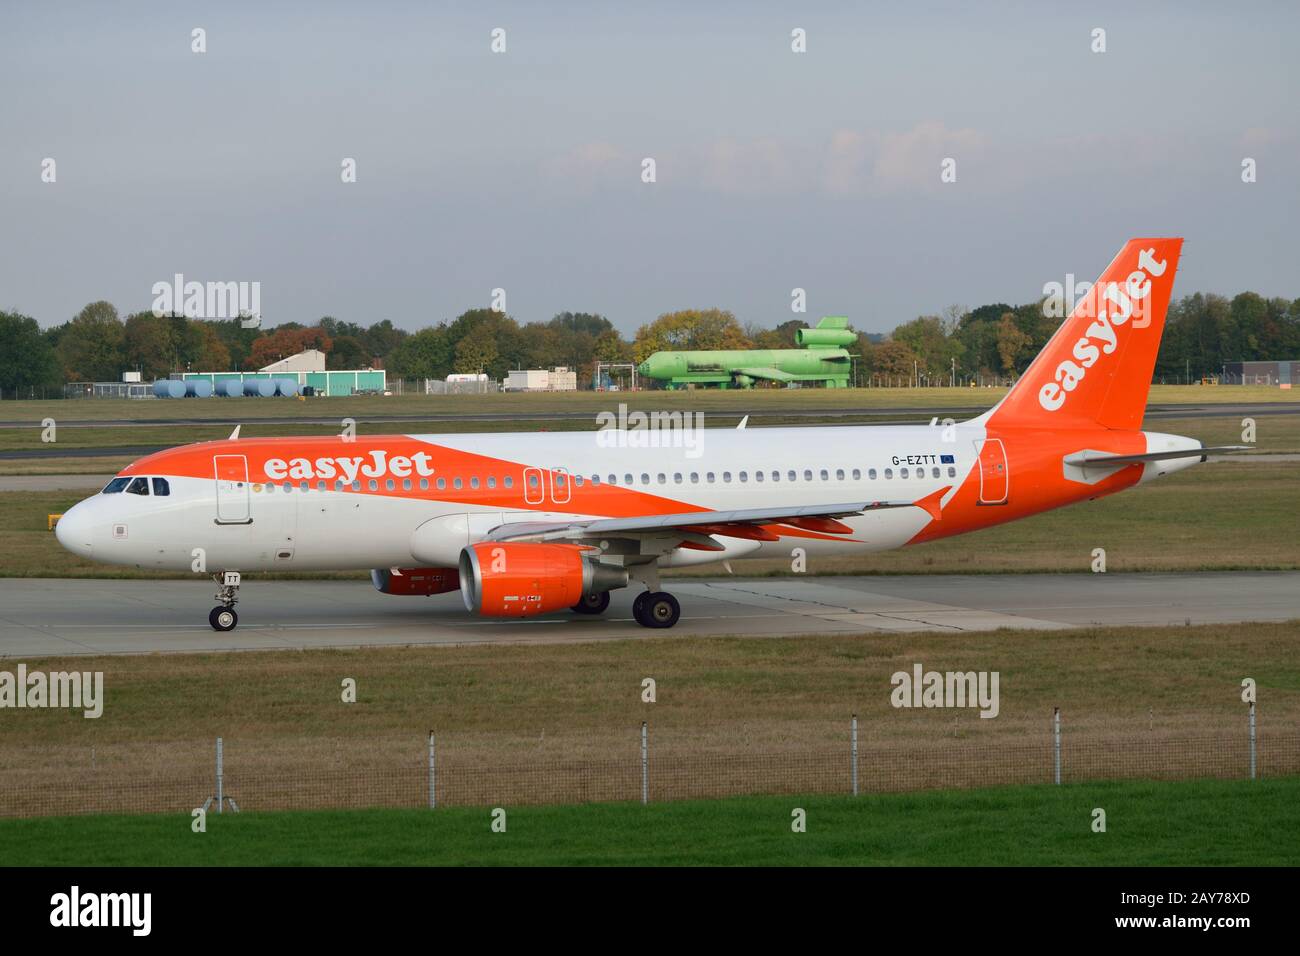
1,777 -> 1294,866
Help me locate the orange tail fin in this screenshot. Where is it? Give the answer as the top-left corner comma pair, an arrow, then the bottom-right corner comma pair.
988,238 -> 1183,431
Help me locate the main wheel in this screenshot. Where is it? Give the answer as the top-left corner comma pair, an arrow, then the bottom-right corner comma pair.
209,606 -> 238,632
632,590 -> 650,621
635,591 -> 680,629
571,591 -> 611,615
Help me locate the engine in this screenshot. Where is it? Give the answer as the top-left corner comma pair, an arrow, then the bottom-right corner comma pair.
370,567 -> 460,596
458,542 -> 628,617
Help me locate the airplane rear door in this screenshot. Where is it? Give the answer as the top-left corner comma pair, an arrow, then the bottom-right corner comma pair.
214,454 -> 252,523
975,439 -> 1009,505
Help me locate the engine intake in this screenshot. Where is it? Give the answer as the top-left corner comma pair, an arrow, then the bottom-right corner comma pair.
459,542 -> 628,617
371,567 -> 460,596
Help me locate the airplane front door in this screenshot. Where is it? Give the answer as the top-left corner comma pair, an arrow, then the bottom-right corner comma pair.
214,455 -> 252,523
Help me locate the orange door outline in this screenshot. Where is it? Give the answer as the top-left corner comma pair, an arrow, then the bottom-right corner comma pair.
976,439 -> 1009,505
213,454 -> 252,523
549,466 -> 571,504
523,466 -> 545,505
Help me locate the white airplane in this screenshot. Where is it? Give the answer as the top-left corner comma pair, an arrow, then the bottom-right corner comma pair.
56,238 -> 1237,632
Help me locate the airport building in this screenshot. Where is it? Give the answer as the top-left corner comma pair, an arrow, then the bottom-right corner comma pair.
1222,360 -> 1299,387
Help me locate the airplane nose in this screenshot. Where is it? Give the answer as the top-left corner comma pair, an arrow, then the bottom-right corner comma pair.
55,500 -> 94,557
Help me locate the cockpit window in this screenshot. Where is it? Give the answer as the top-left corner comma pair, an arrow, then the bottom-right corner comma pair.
151,477 -> 170,496
102,477 -> 131,494
125,477 -> 150,496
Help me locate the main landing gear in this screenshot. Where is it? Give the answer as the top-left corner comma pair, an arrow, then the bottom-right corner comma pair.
209,571 -> 240,632
632,590 -> 680,629
570,591 -> 611,615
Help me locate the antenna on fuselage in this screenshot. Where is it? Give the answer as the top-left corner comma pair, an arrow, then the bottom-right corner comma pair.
228,425 -> 241,441
737,416 -> 748,430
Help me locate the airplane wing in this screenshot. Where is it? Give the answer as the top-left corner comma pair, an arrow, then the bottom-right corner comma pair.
1063,446 -> 1251,467
733,366 -> 796,383
486,488 -> 950,550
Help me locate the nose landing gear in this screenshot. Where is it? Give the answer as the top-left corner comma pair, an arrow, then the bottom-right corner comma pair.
632,590 -> 680,629
209,571 -> 241,632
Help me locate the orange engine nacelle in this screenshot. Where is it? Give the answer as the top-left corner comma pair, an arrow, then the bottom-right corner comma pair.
370,567 -> 460,596
458,542 -> 628,617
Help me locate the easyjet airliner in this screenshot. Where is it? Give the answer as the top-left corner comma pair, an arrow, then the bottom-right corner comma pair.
56,238 -> 1239,632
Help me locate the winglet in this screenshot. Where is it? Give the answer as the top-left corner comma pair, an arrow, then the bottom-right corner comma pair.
228,425 -> 241,441
913,486 -> 950,521
737,416 -> 748,430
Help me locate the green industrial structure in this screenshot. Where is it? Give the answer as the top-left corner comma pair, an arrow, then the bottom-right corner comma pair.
637,316 -> 856,389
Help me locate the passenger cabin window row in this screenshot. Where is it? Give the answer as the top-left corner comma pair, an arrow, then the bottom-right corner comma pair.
239,464 -> 961,495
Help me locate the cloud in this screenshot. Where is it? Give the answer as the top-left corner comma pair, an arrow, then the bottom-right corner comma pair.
824,121 -> 988,196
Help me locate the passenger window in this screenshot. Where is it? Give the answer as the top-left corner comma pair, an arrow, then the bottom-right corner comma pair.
723,472 -> 732,482
574,475 -> 583,487
266,483 -> 275,494
690,473 -> 699,484
656,474 -> 665,484
151,477 -> 170,496
819,470 -> 828,481
739,471 -> 748,482
885,468 -> 893,479
771,471 -> 779,481
126,477 -> 150,495
852,469 -> 861,480
836,469 -> 845,481
436,477 -> 446,490
488,476 -> 497,489
554,475 -> 565,488
301,481 -> 310,492
900,468 -> 909,479
335,480 -> 345,492
527,474 -> 538,488
641,473 -> 649,484
624,474 -> 633,485
804,470 -> 812,481
403,478 -> 412,490
284,482 -> 294,493
386,479 -> 395,490
351,480 -> 361,491
471,477 -> 480,489
102,477 -> 131,494
420,478 -> 429,490
673,473 -> 683,484
787,470 -> 796,481
754,471 -> 763,482
869,469 -> 877,480
365,480 -> 375,491
504,476 -> 514,488
931,467 -> 940,479
453,478 -> 463,490
947,466 -> 956,478
706,472 -> 715,483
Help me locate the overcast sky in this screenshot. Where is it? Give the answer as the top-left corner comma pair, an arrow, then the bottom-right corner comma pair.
1,0 -> 1297,336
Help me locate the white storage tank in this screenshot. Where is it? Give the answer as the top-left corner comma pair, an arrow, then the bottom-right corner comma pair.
152,379 -> 186,398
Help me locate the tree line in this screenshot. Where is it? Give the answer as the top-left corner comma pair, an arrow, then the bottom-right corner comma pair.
2,290 -> 1296,397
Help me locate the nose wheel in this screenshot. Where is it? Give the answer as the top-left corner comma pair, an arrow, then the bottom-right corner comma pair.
632,590 -> 680,629
209,606 -> 238,631
210,571 -> 241,631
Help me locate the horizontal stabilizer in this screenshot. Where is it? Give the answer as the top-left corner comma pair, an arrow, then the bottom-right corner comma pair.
1063,446 -> 1251,467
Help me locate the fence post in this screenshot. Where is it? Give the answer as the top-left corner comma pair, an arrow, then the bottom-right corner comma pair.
851,714 -> 859,797
640,721 -> 648,806
428,731 -> 437,809
1248,701 -> 1256,781
1053,709 -> 1061,785
216,736 -> 224,813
